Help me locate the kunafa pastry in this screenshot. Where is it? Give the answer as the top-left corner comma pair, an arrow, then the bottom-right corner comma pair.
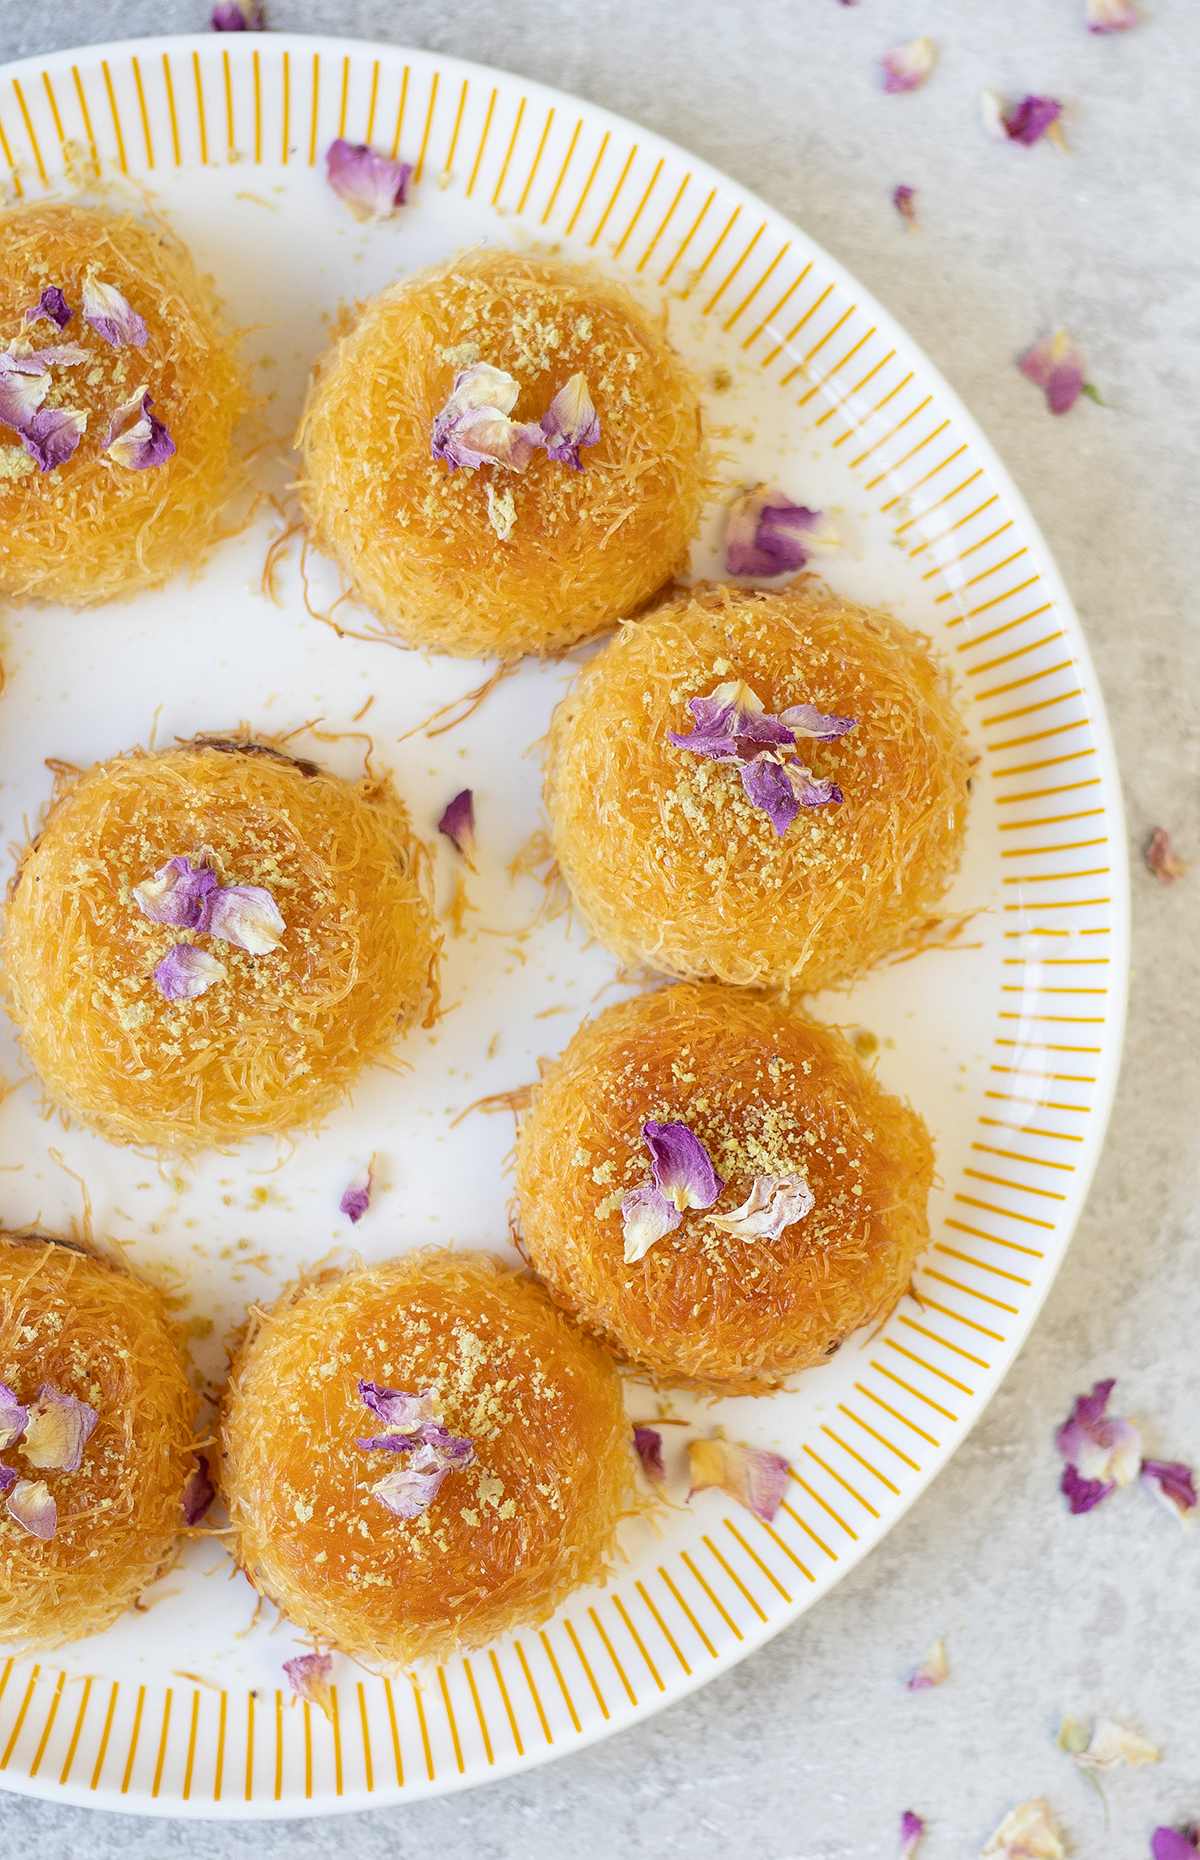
1,734 -> 438,1152
297,248 -> 707,658
221,1251 -> 634,1668
515,984 -> 934,1396
0,201 -> 247,607
545,583 -> 972,995
0,1231 -> 200,1649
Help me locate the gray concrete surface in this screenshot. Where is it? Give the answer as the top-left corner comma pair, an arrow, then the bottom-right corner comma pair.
0,0 -> 1197,1854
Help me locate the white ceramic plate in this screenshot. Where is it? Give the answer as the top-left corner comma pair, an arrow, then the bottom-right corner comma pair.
0,32 -> 1127,1819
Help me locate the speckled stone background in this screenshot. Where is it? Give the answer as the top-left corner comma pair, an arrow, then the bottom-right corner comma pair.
0,1 -> 1197,1855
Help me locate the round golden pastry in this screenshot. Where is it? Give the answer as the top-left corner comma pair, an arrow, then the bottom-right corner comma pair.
296,248 -> 707,658
515,984 -> 934,1396
0,1231 -> 199,1649
0,201 -> 247,607
221,1251 -> 634,1668
545,582 -> 972,995
1,734 -> 439,1152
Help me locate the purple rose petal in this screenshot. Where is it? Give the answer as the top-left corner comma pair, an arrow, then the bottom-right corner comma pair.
906,1637 -> 948,1691
183,1452 -> 215,1525
900,1811 -> 926,1860
201,884 -> 285,955
669,678 -> 849,833
687,1436 -> 790,1524
104,387 -> 175,471
778,702 -> 857,741
81,277 -> 148,349
358,1382 -> 437,1432
790,767 -> 844,808
0,1462 -> 17,1493
25,287 -> 72,330
620,1183 -> 682,1264
326,138 -> 412,222
6,1477 -> 57,1540
283,1652 -> 333,1721
211,0 -> 264,26
1141,1458 -> 1197,1524
418,1422 -> 477,1469
1056,1378 -> 1141,1511
1152,1832 -> 1200,1860
371,1446 -> 451,1519
893,185 -> 918,230
438,789 -> 476,864
880,38 -> 936,93
0,1383 -> 28,1451
21,1385 -> 98,1472
1060,1463 -> 1114,1515
1020,332 -> 1087,416
706,1172 -> 815,1241
644,1120 -> 724,1212
538,372 -> 600,469
154,944 -> 227,1001
19,406 -> 86,472
739,756 -> 800,836
0,364 -> 49,431
339,1158 -> 374,1225
1145,827 -> 1189,883
134,856 -> 220,928
725,489 -> 838,578
354,1432 -> 421,1452
669,680 -> 796,760
633,1425 -> 668,1491
1003,95 -> 1064,146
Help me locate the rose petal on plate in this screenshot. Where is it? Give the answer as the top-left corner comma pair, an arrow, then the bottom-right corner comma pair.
900,1812 -> 926,1860
211,0 -> 264,26
633,1425 -> 668,1492
183,1452 -> 216,1525
201,883 -> 285,954
621,1183 -> 682,1264
1020,331 -> 1086,416
539,372 -> 600,469
980,1799 -> 1066,1859
777,702 -> 857,741
6,1477 -> 57,1540
1072,1716 -> 1161,1768
1002,95 -> 1065,147
1152,1832 -> 1200,1860
893,184 -> 918,229
1141,1457 -> 1198,1523
906,1636 -> 949,1691
740,755 -> 801,835
25,287 -> 72,329
1085,0 -> 1139,28
1145,828 -> 1189,882
81,277 -> 148,348
283,1652 -> 334,1722
325,138 -> 412,221
687,1436 -> 790,1524
104,386 -> 176,470
880,38 -> 936,93
358,1382 -> 439,1433
706,1172 -> 815,1241
133,855 -> 220,928
339,1158 -> 374,1225
725,487 -> 836,577
371,1443 -> 450,1519
438,788 -> 476,865
0,1463 -> 16,1493
20,1385 -> 98,1472
643,1120 -> 724,1213
19,406 -> 87,472
0,1383 -> 28,1451
153,944 -> 227,1001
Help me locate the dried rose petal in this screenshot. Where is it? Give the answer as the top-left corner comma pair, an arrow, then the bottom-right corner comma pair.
438,789 -> 476,865
778,703 -> 857,741
881,38 -> 936,93
21,1385 -> 98,1472
201,884 -> 285,955
741,756 -> 802,836
16,342 -> 89,369
81,277 -> 148,349
669,680 -> 794,760
1005,95 -> 1065,147
0,1383 -> 28,1451
25,287 -> 72,330
906,1636 -> 948,1691
900,1812 -> 926,1860
669,679 -> 849,834
1056,1378 -> 1141,1512
419,1423 -> 476,1469
687,1435 -> 789,1524
1020,332 -> 1086,416
154,944 -> 227,1001
134,855 -> 219,928
633,1425 -> 668,1492
644,1121 -> 724,1213
211,0 -> 264,26
1086,0 -> 1139,28
1153,1833 -> 1200,1860
183,1452 -> 215,1525
372,1442 -> 453,1519
1141,1458 -> 1197,1524
538,373 -> 600,469
706,1172 -> 814,1242
787,766 -> 844,809
339,1158 -> 374,1225
893,185 -> 918,230
326,138 -> 412,222
0,364 -> 50,431
726,488 -> 839,578
283,1652 -> 333,1722
621,1184 -> 682,1264
358,1382 -> 438,1432
1145,828 -> 1188,883
981,1800 -> 1065,1859
6,1477 -> 56,1540
1066,1715 -> 1160,1768
432,363 -> 540,473
0,1463 -> 16,1493
104,387 -> 175,471
20,407 -> 86,472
